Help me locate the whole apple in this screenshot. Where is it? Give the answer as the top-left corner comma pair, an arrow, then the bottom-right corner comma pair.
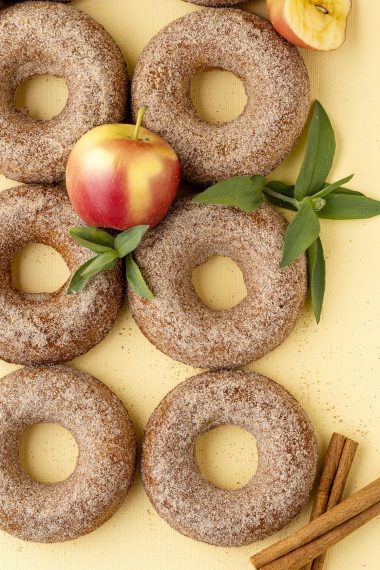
267,0 -> 351,51
66,108 -> 181,230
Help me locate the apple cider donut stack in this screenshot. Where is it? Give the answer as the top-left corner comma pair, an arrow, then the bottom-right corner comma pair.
0,0 -> 321,550
0,1 -> 138,543
130,6 -> 319,548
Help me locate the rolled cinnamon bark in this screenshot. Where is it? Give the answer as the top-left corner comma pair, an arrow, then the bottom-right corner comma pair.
310,438 -> 359,570
253,501 -> 380,570
311,434 -> 346,517
301,433 -> 346,570
250,477 -> 380,569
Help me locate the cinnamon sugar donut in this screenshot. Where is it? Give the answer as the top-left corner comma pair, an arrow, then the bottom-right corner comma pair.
0,1 -> 128,183
131,9 -> 310,186
128,198 -> 307,369
0,366 -> 137,542
0,185 -> 124,366
141,369 -> 318,546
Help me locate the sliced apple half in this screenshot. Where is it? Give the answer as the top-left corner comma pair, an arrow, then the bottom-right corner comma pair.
267,0 -> 352,51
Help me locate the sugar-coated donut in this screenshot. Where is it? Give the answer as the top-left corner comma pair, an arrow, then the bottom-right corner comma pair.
0,1 -> 128,183
132,9 -> 310,186
0,185 -> 124,366
0,366 -> 137,542
128,198 -> 307,369
141,369 -> 318,546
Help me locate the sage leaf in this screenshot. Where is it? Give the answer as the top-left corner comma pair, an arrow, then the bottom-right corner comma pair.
67,258 -> 95,295
331,187 -> 364,196
307,238 -> 325,323
114,225 -> 149,258
69,227 -> 115,253
192,176 -> 265,212
67,254 -> 118,295
318,193 -> 380,219
125,254 -> 154,299
68,224 -> 154,298
80,251 -> 119,277
313,174 -> 354,200
294,101 -> 336,201
281,200 -> 320,268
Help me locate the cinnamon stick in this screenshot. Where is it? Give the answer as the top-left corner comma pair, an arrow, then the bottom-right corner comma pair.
250,476 -> 380,569
310,437 -> 359,570
253,500 -> 380,570
325,438 -> 359,509
300,433 -> 346,570
311,433 -> 346,518
301,434 -> 357,570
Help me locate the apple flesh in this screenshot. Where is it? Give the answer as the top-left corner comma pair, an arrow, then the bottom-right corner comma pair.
267,0 -> 351,51
66,113 -> 181,230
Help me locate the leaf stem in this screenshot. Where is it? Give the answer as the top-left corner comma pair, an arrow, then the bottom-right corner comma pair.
264,187 -> 300,209
133,107 -> 147,141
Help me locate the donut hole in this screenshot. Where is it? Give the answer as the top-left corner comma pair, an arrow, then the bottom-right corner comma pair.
195,425 -> 258,490
12,243 -> 70,294
191,70 -> 247,124
192,255 -> 247,310
15,74 -> 69,121
19,423 -> 78,484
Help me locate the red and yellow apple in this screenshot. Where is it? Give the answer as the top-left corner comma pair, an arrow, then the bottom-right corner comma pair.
66,108 -> 181,230
267,0 -> 352,51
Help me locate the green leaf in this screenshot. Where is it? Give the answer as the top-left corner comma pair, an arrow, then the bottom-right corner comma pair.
331,187 -> 364,196
318,193 -> 380,219
69,227 -> 115,253
114,225 -> 149,258
67,258 -> 96,295
312,174 -> 354,200
67,253 -> 118,295
266,181 -> 295,197
192,176 -> 265,213
281,200 -> 321,267
294,101 -> 336,201
307,238 -> 325,323
125,254 -> 154,299
80,251 -> 119,277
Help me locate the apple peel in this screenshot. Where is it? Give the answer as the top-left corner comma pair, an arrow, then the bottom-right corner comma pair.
268,0 -> 352,51
66,108 -> 181,231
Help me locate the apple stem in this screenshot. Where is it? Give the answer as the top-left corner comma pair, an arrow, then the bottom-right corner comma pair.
133,107 -> 147,140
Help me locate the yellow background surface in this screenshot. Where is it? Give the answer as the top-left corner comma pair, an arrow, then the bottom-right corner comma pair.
1,0 -> 380,569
